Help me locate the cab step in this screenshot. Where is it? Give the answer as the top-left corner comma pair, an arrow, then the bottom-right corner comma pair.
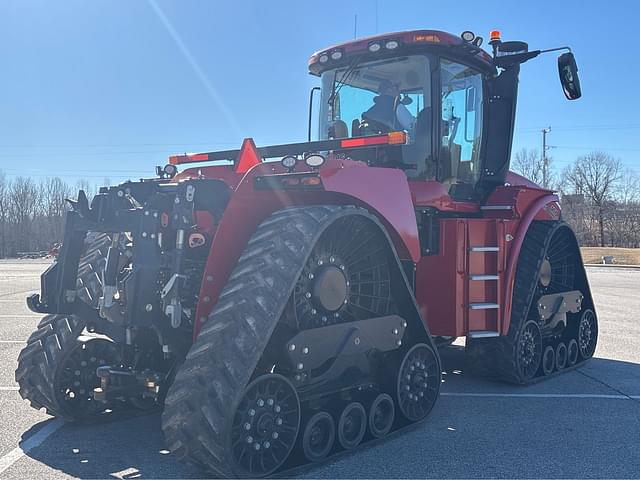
469,303 -> 500,310
470,274 -> 499,281
468,330 -> 501,338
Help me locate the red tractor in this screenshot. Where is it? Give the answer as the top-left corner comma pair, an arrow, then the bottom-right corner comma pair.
16,29 -> 596,477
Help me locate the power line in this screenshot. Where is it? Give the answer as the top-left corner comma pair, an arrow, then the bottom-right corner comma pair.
517,123 -> 640,133
0,142 -> 238,149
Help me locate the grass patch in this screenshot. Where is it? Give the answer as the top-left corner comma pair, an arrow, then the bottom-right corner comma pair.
581,247 -> 640,265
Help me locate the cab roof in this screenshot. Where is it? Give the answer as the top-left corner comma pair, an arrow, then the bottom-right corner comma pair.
308,29 -> 494,75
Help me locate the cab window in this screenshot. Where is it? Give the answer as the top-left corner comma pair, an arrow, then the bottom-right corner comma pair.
439,59 -> 484,198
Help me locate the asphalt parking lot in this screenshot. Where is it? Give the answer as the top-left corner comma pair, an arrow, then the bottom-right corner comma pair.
0,261 -> 638,479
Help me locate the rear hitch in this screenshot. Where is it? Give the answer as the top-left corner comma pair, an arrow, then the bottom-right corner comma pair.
94,366 -> 162,403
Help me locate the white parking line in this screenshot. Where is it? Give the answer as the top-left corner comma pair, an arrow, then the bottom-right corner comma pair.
0,341 -> 25,344
441,392 -> 639,399
0,419 -> 64,475
0,315 -> 40,318
0,387 -> 19,391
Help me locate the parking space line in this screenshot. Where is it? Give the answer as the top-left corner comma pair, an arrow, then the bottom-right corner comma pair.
0,315 -> 40,318
0,387 -> 19,391
0,341 -> 25,344
0,419 -> 64,475
441,392 -> 634,399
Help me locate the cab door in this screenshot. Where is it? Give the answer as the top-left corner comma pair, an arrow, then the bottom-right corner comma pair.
437,58 -> 485,201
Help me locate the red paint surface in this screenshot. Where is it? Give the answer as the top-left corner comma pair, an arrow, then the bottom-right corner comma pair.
181,152 -> 563,339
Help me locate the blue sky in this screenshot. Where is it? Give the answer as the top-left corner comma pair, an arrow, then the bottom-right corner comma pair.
0,0 -> 638,185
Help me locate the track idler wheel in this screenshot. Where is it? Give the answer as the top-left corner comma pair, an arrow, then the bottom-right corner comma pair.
555,342 -> 568,370
578,309 -> 598,360
542,346 -> 555,375
230,374 -> 300,477
567,339 -> 579,366
396,344 -> 439,422
368,393 -> 395,439
302,411 -> 335,462
337,402 -> 367,450
55,337 -> 120,419
516,320 -> 543,381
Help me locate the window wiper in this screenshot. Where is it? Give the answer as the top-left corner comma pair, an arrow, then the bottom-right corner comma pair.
328,56 -> 364,120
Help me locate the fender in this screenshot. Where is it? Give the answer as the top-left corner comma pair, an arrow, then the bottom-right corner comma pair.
500,193 -> 559,334
192,159 -> 420,338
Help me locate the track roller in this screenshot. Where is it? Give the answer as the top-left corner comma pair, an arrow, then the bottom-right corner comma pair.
567,339 -> 579,366
396,343 -> 439,422
368,393 -> 395,439
542,346 -> 555,375
230,374 -> 300,477
302,411 -> 335,462
337,402 -> 367,450
555,342 -> 568,370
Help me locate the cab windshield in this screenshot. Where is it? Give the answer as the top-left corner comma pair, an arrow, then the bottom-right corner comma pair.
319,55 -> 432,177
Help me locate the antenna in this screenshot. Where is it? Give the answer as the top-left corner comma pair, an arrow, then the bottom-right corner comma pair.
354,14 -> 358,38
375,0 -> 379,33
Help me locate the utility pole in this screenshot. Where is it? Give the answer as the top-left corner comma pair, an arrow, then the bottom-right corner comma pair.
541,127 -> 551,188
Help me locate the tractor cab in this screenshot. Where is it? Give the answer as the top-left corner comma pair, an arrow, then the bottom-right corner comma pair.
309,29 -> 581,202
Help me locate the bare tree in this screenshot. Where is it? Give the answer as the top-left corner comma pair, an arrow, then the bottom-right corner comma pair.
7,177 -> 40,254
615,168 -> 640,204
512,148 -> 543,185
0,172 -> 9,258
563,152 -> 622,247
512,148 -> 557,188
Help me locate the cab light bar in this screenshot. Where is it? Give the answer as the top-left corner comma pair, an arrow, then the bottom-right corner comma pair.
169,132 -> 407,167
340,131 -> 407,148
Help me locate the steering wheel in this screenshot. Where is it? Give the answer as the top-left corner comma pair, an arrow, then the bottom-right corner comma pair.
358,118 -> 392,135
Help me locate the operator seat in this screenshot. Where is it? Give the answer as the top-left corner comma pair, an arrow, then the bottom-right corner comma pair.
328,120 -> 349,139
399,106 -> 432,171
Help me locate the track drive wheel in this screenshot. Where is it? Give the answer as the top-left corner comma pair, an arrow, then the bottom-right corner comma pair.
302,411 -> 335,462
396,343 -> 439,422
230,374 -> 300,477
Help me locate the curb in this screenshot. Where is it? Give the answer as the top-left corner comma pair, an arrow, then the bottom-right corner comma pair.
584,264 -> 640,270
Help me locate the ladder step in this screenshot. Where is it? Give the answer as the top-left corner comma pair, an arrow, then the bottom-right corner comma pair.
470,274 -> 500,281
469,303 -> 500,310
470,246 -> 499,252
468,330 -> 501,338
480,205 -> 513,211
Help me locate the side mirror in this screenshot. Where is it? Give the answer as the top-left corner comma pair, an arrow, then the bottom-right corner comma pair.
558,52 -> 582,100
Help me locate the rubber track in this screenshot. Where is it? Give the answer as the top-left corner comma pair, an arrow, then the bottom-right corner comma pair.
15,233 -> 111,419
466,221 -> 588,384
161,205 -> 427,477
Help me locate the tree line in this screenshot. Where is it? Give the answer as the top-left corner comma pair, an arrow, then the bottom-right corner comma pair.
513,149 -> 640,247
0,172 -> 98,258
0,151 -> 638,258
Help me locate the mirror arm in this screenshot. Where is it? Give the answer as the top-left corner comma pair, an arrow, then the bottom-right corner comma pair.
539,46 -> 572,55
308,87 -> 321,142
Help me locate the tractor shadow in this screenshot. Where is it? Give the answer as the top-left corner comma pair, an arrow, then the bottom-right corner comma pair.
21,350 -> 640,479
21,412 -> 200,479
